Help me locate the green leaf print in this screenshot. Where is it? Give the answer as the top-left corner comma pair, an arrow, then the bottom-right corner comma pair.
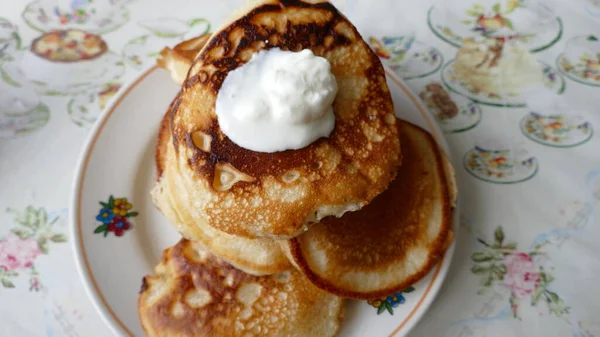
38,237 -> 49,254
492,3 -> 501,13
100,201 -> 110,208
471,251 -> 494,262
494,227 -> 504,245
531,287 -> 544,305
0,67 -> 21,88
377,304 -> 386,315
1,279 -> 15,288
11,228 -> 32,239
502,242 -> 517,250
480,274 -> 493,287
385,301 -> 393,315
50,234 -> 68,243
108,195 -> 115,208
466,9 -> 482,17
461,20 -> 473,25
471,265 -> 490,275
403,286 -> 415,293
502,18 -> 514,30
94,224 -> 108,233
126,211 -> 139,218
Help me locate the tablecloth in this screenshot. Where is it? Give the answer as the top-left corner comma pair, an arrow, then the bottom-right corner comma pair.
1,0 -> 599,336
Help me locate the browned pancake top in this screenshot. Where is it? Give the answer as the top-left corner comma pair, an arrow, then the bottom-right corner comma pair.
138,239 -> 344,337
170,0 -> 401,238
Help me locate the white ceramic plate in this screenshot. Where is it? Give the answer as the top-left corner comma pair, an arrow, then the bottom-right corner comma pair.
70,65 -> 459,337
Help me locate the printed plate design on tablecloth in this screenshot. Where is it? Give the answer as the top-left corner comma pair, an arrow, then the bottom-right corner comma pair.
93,196 -> 138,237
19,29 -> 125,96
68,82 -> 122,127
428,0 -> 562,52
367,286 -> 415,315
471,226 -> 569,319
0,17 -> 22,61
123,17 -> 210,69
0,62 -> 51,139
419,82 -> 482,133
556,35 -> 600,87
22,0 -> 130,34
369,36 -> 443,80
0,207 -> 67,290
442,60 -> 565,107
464,145 -> 538,184
520,112 -> 593,148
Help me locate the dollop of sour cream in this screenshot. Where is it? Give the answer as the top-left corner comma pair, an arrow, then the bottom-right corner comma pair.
215,48 -> 338,153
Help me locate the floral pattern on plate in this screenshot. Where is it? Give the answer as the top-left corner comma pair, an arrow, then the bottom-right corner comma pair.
471,226 -> 569,319
22,0 -> 130,34
464,146 -> 538,184
93,196 -> 138,237
556,35 -> 600,87
369,36 -> 443,80
419,82 -> 482,133
123,18 -> 210,69
68,82 -> 121,127
441,60 -> 565,107
0,207 -> 67,290
428,0 -> 562,53
367,286 -> 415,315
520,112 -> 593,148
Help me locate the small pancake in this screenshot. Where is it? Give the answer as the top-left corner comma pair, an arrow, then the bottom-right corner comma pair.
281,120 -> 456,299
157,33 -> 211,85
152,105 -> 291,275
170,0 -> 401,239
138,239 -> 344,337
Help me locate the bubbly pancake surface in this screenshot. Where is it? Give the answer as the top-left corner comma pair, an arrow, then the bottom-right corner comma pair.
138,239 -> 344,337
171,0 -> 401,239
281,120 -> 455,299
152,105 -> 290,275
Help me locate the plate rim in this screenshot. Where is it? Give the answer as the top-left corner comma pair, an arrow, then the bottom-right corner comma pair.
70,65 -> 459,337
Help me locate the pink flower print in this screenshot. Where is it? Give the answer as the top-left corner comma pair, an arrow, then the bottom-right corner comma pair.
503,252 -> 541,299
0,234 -> 41,271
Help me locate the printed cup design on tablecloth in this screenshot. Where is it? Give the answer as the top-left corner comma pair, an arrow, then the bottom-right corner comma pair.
441,38 -> 565,108
367,286 -> 415,315
586,0 -> 600,18
22,0 -> 130,34
419,82 -> 482,133
68,81 -> 121,127
471,226 -> 569,319
93,196 -> 138,237
428,0 -> 562,53
464,135 -> 538,184
0,207 -> 67,290
18,29 -> 125,96
520,112 -> 593,148
123,18 -> 210,69
368,35 -> 443,80
0,18 -> 22,62
557,35 -> 600,87
0,62 -> 50,139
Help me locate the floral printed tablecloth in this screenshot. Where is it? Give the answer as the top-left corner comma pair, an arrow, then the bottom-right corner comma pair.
1,0 -> 599,336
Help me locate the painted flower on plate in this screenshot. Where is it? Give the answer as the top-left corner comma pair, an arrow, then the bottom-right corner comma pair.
96,208 -> 114,224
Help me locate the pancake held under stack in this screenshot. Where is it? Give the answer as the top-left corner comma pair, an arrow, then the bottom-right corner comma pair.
141,1 -> 457,336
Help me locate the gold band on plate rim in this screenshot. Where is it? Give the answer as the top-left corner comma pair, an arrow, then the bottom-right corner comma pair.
74,66 -> 449,337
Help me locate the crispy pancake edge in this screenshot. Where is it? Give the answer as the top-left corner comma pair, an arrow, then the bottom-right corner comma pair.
283,120 -> 454,300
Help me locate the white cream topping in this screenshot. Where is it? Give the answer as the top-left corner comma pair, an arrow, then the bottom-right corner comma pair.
215,48 -> 338,153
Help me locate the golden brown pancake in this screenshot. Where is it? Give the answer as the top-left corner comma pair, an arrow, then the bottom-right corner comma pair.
170,0 -> 401,239
138,239 -> 344,337
280,120 -> 456,299
157,33 -> 212,85
152,102 -> 291,275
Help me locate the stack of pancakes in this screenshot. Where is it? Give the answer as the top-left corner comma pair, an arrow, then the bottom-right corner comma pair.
139,1 -> 457,336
